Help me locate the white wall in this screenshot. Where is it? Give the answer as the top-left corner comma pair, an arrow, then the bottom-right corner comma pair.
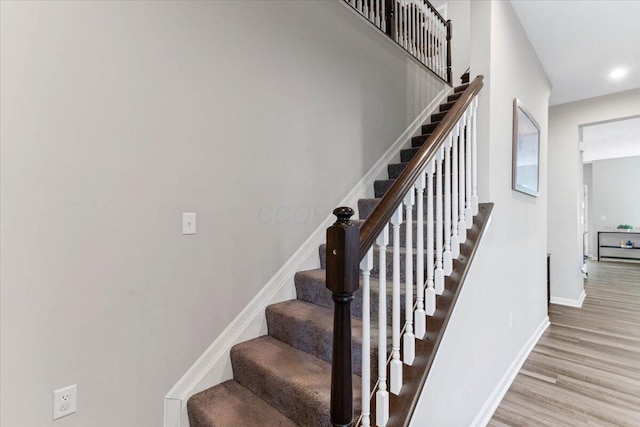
410,1 -> 551,424
0,2 -> 446,426
548,89 -> 640,301
591,155 -> 640,257
431,0 -> 471,84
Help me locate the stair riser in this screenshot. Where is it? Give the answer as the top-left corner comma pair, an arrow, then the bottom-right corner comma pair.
231,340 -> 361,427
265,304 -> 383,380
294,270 -> 407,323
439,101 -> 455,112
421,122 -> 439,134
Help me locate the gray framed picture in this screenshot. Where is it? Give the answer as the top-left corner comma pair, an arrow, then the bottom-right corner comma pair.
512,99 -> 540,197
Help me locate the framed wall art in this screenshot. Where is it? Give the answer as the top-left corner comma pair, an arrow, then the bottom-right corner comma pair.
512,99 -> 540,197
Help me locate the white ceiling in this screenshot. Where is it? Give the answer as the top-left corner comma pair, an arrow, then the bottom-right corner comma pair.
510,0 -> 640,106
581,116 -> 640,163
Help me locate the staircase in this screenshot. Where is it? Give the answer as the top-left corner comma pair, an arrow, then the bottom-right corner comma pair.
187,72 -> 492,427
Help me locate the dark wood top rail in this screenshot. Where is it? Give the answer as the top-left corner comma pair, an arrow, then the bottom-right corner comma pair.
424,0 -> 447,25
358,75 -> 484,259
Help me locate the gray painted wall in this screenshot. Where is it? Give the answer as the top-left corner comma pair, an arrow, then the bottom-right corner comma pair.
410,1 -> 551,424
548,89 -> 640,301
591,155 -> 640,258
0,2 -> 445,426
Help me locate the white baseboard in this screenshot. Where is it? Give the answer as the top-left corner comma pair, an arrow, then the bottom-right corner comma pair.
163,87 -> 451,427
550,289 -> 586,308
470,316 -> 550,427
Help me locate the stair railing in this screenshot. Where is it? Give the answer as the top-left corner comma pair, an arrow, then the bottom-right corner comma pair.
326,75 -> 484,427
344,0 -> 452,85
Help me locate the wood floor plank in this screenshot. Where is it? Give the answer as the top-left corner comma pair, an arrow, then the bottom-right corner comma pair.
490,261 -> 640,426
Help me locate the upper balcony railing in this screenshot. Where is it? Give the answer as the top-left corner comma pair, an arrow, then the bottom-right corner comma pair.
344,0 -> 452,85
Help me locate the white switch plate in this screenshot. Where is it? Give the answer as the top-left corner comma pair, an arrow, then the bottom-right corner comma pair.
183,213 -> 196,235
601,215 -> 606,221
53,384 -> 77,420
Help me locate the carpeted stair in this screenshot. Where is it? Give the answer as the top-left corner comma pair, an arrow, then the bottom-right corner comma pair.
187,80 -> 470,427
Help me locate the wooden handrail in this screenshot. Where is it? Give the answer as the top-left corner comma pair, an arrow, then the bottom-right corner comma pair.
358,75 -> 484,259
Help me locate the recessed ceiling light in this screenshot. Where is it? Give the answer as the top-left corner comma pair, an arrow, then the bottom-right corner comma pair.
610,68 -> 627,79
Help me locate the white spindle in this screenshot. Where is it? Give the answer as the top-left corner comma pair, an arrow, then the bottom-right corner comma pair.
443,133 -> 453,276
465,107 -> 473,228
472,97 -> 479,215
440,21 -> 446,79
414,172 -> 426,338
420,5 -> 425,63
350,0 -> 356,8
458,113 -> 467,243
357,0 -> 363,14
390,205 -> 403,395
403,1 -> 408,50
360,249 -> 373,427
411,2 -> 418,56
375,0 -> 380,27
370,0 -> 375,22
451,122 -> 460,258
427,8 -> 435,70
435,147 -> 445,295
403,191 -> 415,365
376,225 -> 389,427
425,160 -> 436,316
381,0 -> 386,33
363,0 -> 369,20
395,0 -> 400,43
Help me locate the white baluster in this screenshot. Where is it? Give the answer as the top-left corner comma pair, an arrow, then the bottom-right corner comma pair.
357,0 -> 363,14
409,1 -> 416,55
381,0 -> 386,33
350,0 -> 356,8
403,0 -> 408,50
465,106 -> 473,228
414,172 -> 426,338
425,160 -> 436,316
443,133 -> 453,276
418,3 -> 427,64
425,7 -> 433,70
374,0 -> 380,27
395,0 -> 400,43
403,191 -> 415,365
451,122 -> 460,258
363,0 -> 369,20
440,21 -> 446,79
435,146 -> 445,295
376,225 -> 389,427
472,96 -> 479,215
360,248 -> 373,427
390,205 -> 403,395
370,0 -> 376,22
458,112 -> 467,243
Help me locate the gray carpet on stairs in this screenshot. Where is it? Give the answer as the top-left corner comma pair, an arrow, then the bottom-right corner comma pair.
186,83 -> 468,426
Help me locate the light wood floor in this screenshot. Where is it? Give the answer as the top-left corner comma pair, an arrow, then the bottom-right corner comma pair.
489,261 -> 640,427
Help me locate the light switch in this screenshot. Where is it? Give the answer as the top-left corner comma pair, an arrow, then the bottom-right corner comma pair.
183,213 -> 196,235
601,215 -> 606,221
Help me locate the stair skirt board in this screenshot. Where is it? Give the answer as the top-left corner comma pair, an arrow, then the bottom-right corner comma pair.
163,86 -> 451,427
469,317 -> 550,427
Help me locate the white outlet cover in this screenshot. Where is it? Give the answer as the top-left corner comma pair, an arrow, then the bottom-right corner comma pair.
53,384 -> 77,420
182,213 -> 196,235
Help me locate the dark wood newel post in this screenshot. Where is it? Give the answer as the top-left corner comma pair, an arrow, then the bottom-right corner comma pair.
446,19 -> 452,85
326,207 -> 360,427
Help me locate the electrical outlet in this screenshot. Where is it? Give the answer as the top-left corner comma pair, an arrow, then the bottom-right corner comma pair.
53,384 -> 77,420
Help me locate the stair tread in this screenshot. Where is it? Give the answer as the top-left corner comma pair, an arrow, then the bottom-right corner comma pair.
267,299 -> 383,376
231,335 -> 361,427
187,380 -> 297,427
